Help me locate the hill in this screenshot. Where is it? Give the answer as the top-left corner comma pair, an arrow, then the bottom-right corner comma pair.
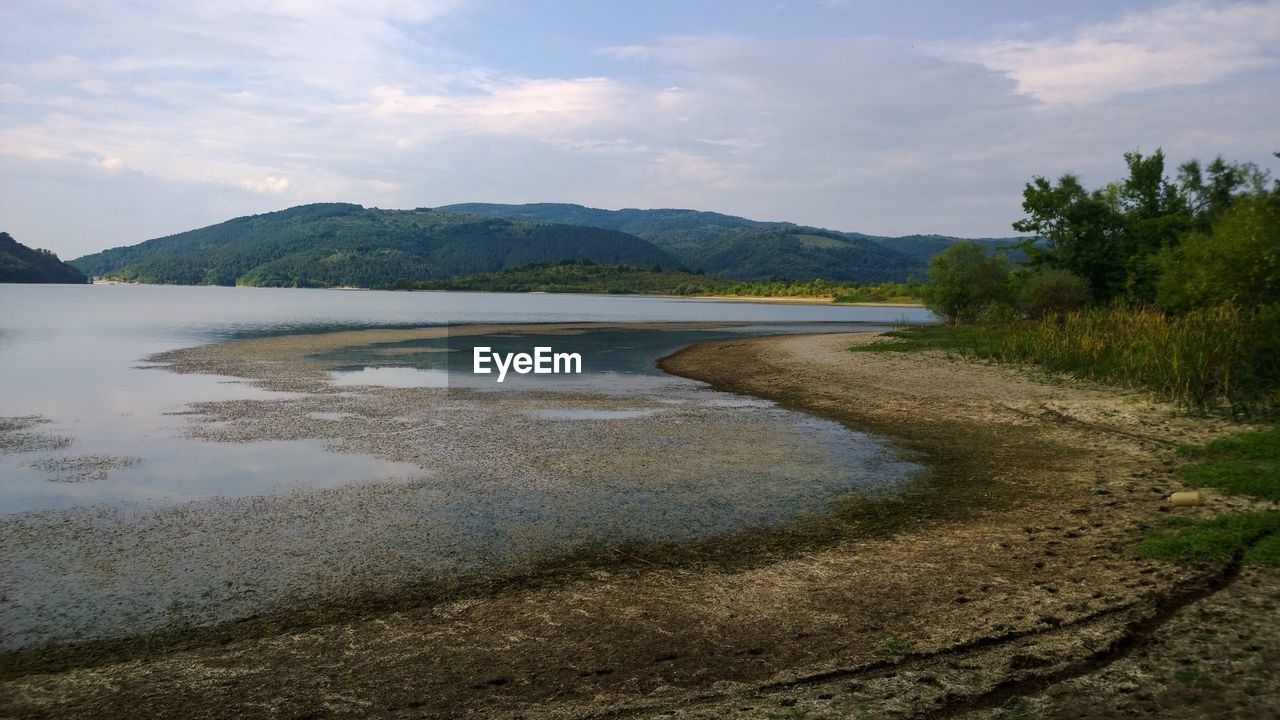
440,203 -> 920,281
0,232 -> 90,284
439,203 -> 1022,280
440,203 -> 787,238
70,204 -> 678,288
865,233 -> 1028,263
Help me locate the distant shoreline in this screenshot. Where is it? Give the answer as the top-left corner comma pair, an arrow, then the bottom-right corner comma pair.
82,280 -> 925,307
680,294 -> 924,308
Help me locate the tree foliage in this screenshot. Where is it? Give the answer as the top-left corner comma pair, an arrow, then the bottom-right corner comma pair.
439,202 -> 1002,282
1156,195 -> 1280,311
1018,268 -> 1091,319
1012,149 -> 1274,305
403,260 -> 919,300
70,205 -> 679,288
920,242 -> 1011,324
0,232 -> 90,284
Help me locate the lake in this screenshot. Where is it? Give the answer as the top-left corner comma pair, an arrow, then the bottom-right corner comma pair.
1,284 -> 931,511
0,284 -> 933,649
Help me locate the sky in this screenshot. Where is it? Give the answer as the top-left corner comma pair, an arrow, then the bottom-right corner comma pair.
1,0 -> 1277,259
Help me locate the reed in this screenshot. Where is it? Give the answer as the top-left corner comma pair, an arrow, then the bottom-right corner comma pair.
867,303 -> 1279,416
991,304 -> 1278,416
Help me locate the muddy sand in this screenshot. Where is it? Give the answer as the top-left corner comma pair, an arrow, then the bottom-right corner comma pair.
2,329 -> 1276,719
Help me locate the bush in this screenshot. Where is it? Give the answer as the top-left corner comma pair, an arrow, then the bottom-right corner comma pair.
1017,268 -> 1091,318
1157,195 -> 1280,311
976,302 -> 1021,325
996,303 -> 1278,415
919,242 -> 1011,324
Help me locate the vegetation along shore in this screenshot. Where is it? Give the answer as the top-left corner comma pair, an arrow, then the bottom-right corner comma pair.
5,149 -> 1278,718
5,321 -> 1275,718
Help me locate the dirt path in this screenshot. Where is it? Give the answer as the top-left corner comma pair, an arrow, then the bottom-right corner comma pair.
3,330 -> 1272,719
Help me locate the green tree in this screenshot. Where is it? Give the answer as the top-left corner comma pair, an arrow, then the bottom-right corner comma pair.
1156,195 -> 1280,311
1012,174 -> 1128,300
1178,156 -> 1271,228
1013,150 -> 1275,305
1017,268 -> 1091,318
920,242 -> 1011,324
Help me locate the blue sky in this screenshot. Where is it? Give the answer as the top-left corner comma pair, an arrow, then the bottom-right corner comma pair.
1,0 -> 1277,258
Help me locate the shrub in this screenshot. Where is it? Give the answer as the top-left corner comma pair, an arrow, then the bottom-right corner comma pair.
976,302 -> 1022,325
1157,195 -> 1280,311
1017,268 -> 1091,318
919,242 -> 1012,324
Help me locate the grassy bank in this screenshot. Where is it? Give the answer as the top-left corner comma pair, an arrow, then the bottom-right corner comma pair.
854,315 -> 1279,566
1138,425 -> 1280,566
856,304 -> 1279,416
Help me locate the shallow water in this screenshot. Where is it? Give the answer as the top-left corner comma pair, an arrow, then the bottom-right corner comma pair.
1,285 -> 928,511
0,284 -> 933,648
323,325 -> 864,390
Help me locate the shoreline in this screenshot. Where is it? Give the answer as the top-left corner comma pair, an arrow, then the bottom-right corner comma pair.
4,327 -> 1272,718
681,294 -> 924,307
80,281 -> 926,307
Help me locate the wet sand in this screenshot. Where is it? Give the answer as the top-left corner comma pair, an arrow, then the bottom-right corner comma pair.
3,329 -> 1275,719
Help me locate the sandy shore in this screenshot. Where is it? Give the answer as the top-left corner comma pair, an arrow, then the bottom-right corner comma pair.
3,329 -> 1276,719
684,294 -> 924,307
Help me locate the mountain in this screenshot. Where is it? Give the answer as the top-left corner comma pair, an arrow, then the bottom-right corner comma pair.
863,233 -> 1027,263
641,224 -> 924,282
440,203 -> 919,281
70,204 -> 678,288
440,203 -> 788,238
439,203 -> 1022,280
0,232 -> 90,284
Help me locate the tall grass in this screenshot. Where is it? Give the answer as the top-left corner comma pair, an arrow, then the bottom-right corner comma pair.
865,303 -> 1279,415
994,304 -> 1278,415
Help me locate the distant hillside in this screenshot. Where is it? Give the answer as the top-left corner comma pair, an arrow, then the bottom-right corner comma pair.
441,203 -> 921,281
0,232 -> 89,284
70,204 -> 677,288
440,203 -> 1023,280
440,203 -> 787,237
863,233 -> 1028,263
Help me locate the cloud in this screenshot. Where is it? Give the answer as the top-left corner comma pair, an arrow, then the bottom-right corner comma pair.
241,176 -> 291,193
1,0 -> 1277,258
947,0 -> 1280,104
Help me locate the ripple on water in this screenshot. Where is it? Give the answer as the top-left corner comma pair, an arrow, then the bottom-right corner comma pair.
527,408 -> 662,421
1,323 -> 921,651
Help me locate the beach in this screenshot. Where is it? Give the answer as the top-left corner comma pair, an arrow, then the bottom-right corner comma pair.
3,328 -> 1276,719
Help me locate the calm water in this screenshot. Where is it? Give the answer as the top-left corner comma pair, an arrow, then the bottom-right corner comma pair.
1,284 -> 933,648
1,284 -> 930,512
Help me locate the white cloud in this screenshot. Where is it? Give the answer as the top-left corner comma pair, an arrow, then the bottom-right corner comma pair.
948,0 -> 1280,104
0,0 -> 1276,258
241,176 -> 291,193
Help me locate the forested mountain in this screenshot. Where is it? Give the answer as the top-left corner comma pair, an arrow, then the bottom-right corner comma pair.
0,232 -> 90,284
863,233 -> 1027,263
646,224 -> 923,281
67,202 -> 1022,288
440,203 -> 788,238
440,202 -> 1021,279
70,204 -> 677,288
